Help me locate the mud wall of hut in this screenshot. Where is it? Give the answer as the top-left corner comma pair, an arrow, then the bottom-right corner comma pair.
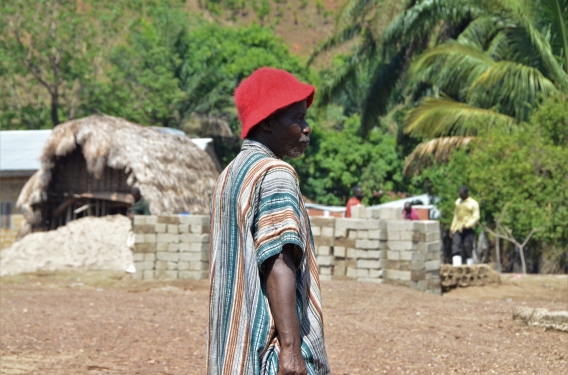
130,208 -> 442,294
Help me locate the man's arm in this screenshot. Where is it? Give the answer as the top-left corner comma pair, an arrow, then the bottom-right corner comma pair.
464,200 -> 480,229
449,202 -> 459,237
264,244 -> 307,375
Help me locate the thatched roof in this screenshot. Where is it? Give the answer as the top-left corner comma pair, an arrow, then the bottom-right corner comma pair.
17,115 -> 219,231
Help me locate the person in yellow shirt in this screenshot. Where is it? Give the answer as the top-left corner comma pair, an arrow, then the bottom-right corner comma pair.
450,186 -> 480,265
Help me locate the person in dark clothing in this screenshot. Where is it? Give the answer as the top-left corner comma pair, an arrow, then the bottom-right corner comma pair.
449,186 -> 480,265
128,187 -> 151,218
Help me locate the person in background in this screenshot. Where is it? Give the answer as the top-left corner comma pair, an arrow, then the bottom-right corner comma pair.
402,202 -> 420,220
345,186 -> 364,218
128,187 -> 151,218
449,186 -> 480,265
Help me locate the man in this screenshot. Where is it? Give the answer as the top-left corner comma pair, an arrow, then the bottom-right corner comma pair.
345,186 -> 363,218
449,186 -> 480,265
128,187 -> 150,217
402,202 -> 420,220
208,67 -> 329,375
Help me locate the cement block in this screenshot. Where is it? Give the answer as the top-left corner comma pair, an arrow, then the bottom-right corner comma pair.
387,251 -> 399,260
357,230 -> 369,239
154,260 -> 167,270
357,259 -> 381,269
415,221 -> 440,233
356,239 -> 380,249
167,224 -> 179,234
358,278 -> 384,284
318,246 -> 331,256
347,248 -> 358,258
156,252 -> 179,262
157,216 -> 179,225
155,223 -> 167,233
360,250 -> 382,259
333,261 -> 346,276
412,252 -> 426,262
378,207 -> 402,220
145,216 -> 157,225
180,233 -> 210,243
419,241 -> 442,252
334,227 -> 347,238
178,261 -> 189,270
132,270 -> 143,280
311,226 -> 321,236
188,261 -> 209,271
369,269 -> 383,278
190,242 -> 210,252
154,270 -> 177,279
314,236 -> 333,247
387,221 -> 416,231
321,227 -> 334,237
386,269 -> 411,281
133,234 -> 145,244
166,261 -> 178,270
426,231 -> 441,242
309,216 -> 335,227
143,270 -> 154,279
335,218 -> 381,230
133,224 -> 155,234
144,234 -> 156,243
144,253 -> 156,262
348,230 -> 358,239
179,252 -> 209,262
334,246 -> 346,258
134,261 -> 154,270
179,224 -> 190,233
388,241 -> 418,251
133,216 -> 146,225
156,242 -> 168,251
132,243 -> 156,253
316,255 -> 334,266
346,267 -> 358,278
335,238 -> 356,248
191,224 -> 211,234
179,215 -> 209,225
168,244 -> 179,252
425,260 -> 440,272
157,233 -> 180,243
132,253 -> 144,262
319,275 -> 333,281
319,266 -> 332,275
368,229 -> 387,240
399,251 -> 413,261
178,270 -> 208,280
411,261 -> 426,271
411,270 -> 426,281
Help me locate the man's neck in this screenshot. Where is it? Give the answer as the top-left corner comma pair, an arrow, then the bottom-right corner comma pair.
246,135 -> 281,159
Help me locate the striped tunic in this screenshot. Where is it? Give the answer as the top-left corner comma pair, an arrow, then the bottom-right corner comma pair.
208,140 -> 330,375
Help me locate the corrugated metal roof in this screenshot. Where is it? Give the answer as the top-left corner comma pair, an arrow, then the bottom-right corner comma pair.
0,130 -> 52,176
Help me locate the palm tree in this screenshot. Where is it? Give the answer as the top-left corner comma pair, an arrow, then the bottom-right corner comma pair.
311,0 -> 484,135
403,0 -> 568,172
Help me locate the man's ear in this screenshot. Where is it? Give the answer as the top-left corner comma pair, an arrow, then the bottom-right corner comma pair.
258,118 -> 273,133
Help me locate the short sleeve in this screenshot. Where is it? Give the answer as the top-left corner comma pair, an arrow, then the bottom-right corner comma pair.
253,163 -> 305,269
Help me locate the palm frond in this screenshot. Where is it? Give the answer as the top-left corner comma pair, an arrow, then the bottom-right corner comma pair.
403,136 -> 475,175
457,15 -> 509,49
410,43 -> 495,100
468,60 -> 559,120
360,46 -> 407,136
537,0 -> 568,70
317,57 -> 360,107
403,96 -> 517,137
307,24 -> 364,66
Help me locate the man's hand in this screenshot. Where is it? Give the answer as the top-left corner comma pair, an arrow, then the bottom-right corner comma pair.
449,230 -> 454,238
279,345 -> 307,375
265,245 -> 307,375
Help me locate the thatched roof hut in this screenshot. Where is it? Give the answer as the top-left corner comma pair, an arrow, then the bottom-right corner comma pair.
17,115 -> 219,235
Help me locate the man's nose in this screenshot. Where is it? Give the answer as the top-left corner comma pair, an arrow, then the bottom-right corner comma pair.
302,123 -> 312,135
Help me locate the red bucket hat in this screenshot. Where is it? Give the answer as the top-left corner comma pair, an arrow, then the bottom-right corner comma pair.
234,67 -> 315,139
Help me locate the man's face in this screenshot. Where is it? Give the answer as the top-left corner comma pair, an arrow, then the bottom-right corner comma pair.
354,188 -> 364,200
268,100 -> 311,159
459,189 -> 468,200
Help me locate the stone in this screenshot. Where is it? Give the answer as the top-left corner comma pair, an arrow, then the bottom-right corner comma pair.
167,224 -> 179,234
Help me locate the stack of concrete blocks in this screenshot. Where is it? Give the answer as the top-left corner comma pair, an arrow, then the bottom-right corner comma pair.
333,218 -> 387,283
131,215 -> 210,280
384,218 -> 442,294
310,217 -> 336,281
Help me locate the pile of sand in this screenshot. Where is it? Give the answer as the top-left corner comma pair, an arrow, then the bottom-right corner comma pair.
0,215 -> 132,276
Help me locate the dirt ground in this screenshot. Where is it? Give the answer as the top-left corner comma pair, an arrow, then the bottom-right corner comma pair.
1,272 -> 567,375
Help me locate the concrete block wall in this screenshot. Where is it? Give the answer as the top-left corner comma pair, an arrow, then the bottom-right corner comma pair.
128,210 -> 442,294
131,215 -> 210,280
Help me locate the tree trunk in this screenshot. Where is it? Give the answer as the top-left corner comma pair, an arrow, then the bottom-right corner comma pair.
518,245 -> 527,274
51,89 -> 60,126
495,238 -> 501,273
